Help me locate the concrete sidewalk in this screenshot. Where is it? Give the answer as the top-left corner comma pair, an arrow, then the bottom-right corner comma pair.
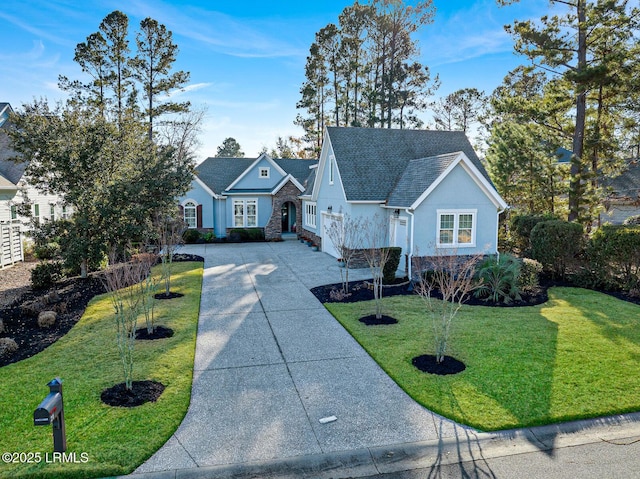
125,241 -> 640,479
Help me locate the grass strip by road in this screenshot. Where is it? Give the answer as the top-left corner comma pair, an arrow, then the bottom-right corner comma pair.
326,287 -> 640,431
0,261 -> 203,479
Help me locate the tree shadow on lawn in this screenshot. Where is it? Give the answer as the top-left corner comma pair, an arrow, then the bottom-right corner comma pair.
458,287 -> 640,454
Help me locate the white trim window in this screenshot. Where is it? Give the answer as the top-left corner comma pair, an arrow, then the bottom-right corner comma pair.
437,209 -> 476,247
305,202 -> 317,228
259,167 -> 270,178
184,201 -> 197,228
234,199 -> 258,227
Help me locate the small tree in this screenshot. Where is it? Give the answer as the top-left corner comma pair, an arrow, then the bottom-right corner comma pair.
415,250 -> 482,364
133,252 -> 158,334
155,212 -> 185,297
102,256 -> 148,391
325,214 -> 364,294
361,214 -> 392,320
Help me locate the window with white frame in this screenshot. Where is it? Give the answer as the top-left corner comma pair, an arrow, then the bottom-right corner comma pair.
437,210 -> 476,247
62,205 -> 69,220
50,204 -> 55,221
305,202 -> 317,228
259,167 -> 270,178
10,205 -> 17,221
184,201 -> 197,228
233,199 -> 258,227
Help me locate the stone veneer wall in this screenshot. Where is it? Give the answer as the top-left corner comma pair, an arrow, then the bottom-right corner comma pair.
300,227 -> 322,248
264,180 -> 303,240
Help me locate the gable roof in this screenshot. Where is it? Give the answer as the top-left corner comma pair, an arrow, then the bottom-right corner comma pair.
387,152 -> 460,207
602,160 -> 640,200
326,127 -> 492,202
194,156 -> 318,195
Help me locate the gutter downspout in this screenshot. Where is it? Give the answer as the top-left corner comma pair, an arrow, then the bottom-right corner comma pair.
496,206 -> 506,261
406,208 -> 415,280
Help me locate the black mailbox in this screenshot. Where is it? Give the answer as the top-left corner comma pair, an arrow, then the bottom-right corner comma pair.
33,378 -> 66,452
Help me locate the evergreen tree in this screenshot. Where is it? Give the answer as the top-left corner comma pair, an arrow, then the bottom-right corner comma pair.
215,137 -> 244,157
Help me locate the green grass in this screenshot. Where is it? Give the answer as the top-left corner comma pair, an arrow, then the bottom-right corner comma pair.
326,287 -> 640,431
0,262 -> 203,479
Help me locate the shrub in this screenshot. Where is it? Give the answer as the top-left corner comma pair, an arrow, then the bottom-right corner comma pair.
34,242 -> 60,260
530,220 -> 584,279
587,224 -> 640,290
518,258 -> 543,292
474,253 -> 522,304
182,229 -> 202,244
229,228 -> 265,242
202,231 -> 215,243
37,311 -> 57,328
31,261 -> 63,290
510,213 -> 557,256
382,247 -> 403,284
0,338 -> 18,358
623,215 -> 640,226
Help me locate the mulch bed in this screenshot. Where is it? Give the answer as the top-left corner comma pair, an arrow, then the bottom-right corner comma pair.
0,276 -> 106,367
154,292 -> 184,300
412,354 -> 466,375
311,278 -> 549,307
100,380 -> 165,407
359,314 -> 399,325
0,254 -> 204,368
135,325 -> 174,340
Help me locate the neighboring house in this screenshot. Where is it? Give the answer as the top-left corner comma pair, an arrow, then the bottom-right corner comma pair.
601,160 -> 640,224
0,103 -> 70,233
178,154 -> 317,239
300,126 -> 507,276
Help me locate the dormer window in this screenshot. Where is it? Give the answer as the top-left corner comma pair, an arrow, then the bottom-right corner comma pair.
259,167 -> 270,178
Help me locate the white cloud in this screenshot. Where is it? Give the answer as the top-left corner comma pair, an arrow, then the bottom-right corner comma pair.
123,0 -> 305,59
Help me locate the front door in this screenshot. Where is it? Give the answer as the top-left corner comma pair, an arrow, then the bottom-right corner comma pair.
281,202 -> 296,233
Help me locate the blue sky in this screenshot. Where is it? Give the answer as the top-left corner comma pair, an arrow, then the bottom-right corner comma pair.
1,0 -> 550,159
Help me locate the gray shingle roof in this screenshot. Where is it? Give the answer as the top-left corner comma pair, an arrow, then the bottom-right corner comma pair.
0,118 -> 26,186
387,152 -> 461,207
195,156 -> 318,194
326,127 -> 491,202
602,160 -> 640,199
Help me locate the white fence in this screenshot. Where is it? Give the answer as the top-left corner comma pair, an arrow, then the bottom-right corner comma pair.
0,223 -> 23,268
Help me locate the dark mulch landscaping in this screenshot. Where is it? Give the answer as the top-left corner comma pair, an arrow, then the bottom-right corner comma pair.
135,325 -> 174,340
100,380 -> 165,407
311,278 -> 549,307
412,354 -> 466,375
154,292 -> 184,300
0,276 -> 106,367
359,314 -> 399,325
0,253 -> 204,368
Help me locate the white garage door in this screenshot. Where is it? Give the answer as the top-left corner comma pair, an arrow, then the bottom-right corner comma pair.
321,212 -> 342,258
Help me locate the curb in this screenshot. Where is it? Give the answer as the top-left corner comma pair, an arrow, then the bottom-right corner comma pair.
120,412 -> 640,479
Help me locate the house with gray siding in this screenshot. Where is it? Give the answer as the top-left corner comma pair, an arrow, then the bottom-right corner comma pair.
178,154 -> 317,240
300,127 -> 507,276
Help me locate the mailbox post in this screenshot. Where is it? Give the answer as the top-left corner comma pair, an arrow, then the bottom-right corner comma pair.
33,378 -> 66,452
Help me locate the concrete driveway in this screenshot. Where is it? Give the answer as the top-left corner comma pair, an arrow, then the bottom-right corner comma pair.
134,240 -> 468,474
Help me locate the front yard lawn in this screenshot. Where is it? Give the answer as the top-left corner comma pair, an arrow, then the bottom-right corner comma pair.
0,261 -> 203,479
326,287 -> 640,431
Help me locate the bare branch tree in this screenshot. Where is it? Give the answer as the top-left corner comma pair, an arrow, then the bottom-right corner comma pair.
415,249 -> 482,364
154,211 -> 186,298
102,252 -> 148,391
361,214 -> 392,320
325,213 -> 364,294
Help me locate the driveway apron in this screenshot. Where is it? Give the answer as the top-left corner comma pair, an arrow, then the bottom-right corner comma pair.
136,241 -> 468,473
